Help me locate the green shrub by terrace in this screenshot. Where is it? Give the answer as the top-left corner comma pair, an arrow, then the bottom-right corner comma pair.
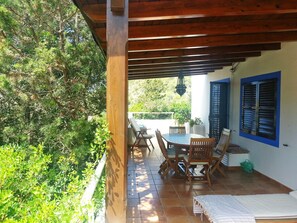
0,117 -> 110,222
0,144 -> 85,222
171,102 -> 191,125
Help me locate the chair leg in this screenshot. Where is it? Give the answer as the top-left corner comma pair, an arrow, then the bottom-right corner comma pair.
162,166 -> 170,177
200,167 -> 205,174
159,160 -> 168,174
210,161 -> 225,177
204,165 -> 212,186
131,138 -> 140,150
185,164 -> 192,182
148,138 -> 155,149
217,165 -> 226,177
143,138 -> 151,151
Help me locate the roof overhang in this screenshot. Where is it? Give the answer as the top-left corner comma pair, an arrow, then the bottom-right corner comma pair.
73,0 -> 297,80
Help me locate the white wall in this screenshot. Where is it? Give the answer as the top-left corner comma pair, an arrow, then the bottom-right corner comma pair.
191,75 -> 208,127
191,41 -> 297,189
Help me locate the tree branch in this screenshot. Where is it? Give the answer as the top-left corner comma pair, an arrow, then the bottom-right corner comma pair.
0,30 -> 24,57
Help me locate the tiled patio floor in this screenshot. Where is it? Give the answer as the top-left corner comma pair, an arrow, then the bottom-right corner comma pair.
127,140 -> 295,223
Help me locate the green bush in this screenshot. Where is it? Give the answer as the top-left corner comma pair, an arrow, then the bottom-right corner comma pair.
0,117 -> 110,222
170,102 -> 191,125
0,144 -> 85,222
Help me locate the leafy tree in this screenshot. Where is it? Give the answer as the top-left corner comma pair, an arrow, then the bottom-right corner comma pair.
169,101 -> 191,124
0,144 -> 89,222
129,79 -> 165,112
128,77 -> 191,119
0,0 -> 106,158
0,1 -> 109,221
0,117 -> 110,222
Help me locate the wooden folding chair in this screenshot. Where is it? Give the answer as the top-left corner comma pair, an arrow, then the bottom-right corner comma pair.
210,128 -> 231,176
169,126 -> 186,134
129,117 -> 155,151
182,138 -> 216,186
155,129 -> 184,176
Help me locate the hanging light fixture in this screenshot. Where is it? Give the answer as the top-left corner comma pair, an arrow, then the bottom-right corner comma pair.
175,71 -> 187,96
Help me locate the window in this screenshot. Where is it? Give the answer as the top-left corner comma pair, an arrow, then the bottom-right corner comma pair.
240,71 -> 281,147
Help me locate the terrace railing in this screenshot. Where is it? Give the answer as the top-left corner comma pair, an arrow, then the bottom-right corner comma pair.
80,153 -> 106,223
129,111 -> 174,120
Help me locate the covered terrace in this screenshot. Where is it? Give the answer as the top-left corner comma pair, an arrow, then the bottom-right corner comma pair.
72,1 -> 297,222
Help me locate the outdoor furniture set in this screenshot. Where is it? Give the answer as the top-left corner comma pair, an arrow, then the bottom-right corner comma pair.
157,127 -> 231,186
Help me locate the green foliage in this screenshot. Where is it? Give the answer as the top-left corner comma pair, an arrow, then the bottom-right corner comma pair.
189,117 -> 203,127
0,1 -> 109,221
128,77 -> 191,119
40,118 -> 98,173
0,0 -> 106,149
0,117 -> 110,222
129,79 -> 167,112
132,112 -> 173,120
170,102 -> 191,125
93,170 -> 106,212
0,144 -> 87,222
90,115 -> 111,161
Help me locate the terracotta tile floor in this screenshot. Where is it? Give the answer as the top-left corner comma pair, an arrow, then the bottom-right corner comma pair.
127,143 -> 295,223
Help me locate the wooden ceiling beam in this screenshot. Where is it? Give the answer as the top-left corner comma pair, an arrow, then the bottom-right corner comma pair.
128,44 -> 280,59
128,72 -> 208,80
74,0 -> 297,80
128,58 -> 245,67
129,67 -> 220,75
128,52 -> 259,65
129,31 -> 297,51
128,64 -> 227,71
82,0 -> 297,22
95,14 -> 297,41
129,15 -> 297,40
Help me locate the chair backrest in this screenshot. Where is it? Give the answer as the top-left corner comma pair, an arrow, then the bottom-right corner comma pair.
129,117 -> 141,133
189,138 -> 216,163
169,126 -> 186,134
215,128 -> 231,155
155,129 -> 169,159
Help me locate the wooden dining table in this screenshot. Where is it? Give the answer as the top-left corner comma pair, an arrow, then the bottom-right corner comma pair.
162,133 -> 206,148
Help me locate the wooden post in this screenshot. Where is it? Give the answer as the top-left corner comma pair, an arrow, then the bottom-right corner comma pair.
106,0 -> 128,223
111,0 -> 125,12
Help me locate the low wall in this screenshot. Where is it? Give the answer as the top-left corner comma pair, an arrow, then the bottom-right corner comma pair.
136,119 -> 176,134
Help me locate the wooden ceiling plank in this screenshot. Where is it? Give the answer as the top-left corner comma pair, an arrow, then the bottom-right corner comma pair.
129,16 -> 297,40
129,67 -> 221,75
128,62 -> 233,71
128,44 -> 280,59
128,71 -> 211,80
82,0 -> 297,22
128,58 -> 246,67
129,72 -> 208,79
128,0 -> 297,21
129,31 -> 297,51
129,64 -> 227,71
128,52 -> 260,65
82,3 -> 106,22
94,15 -> 297,41
94,12 -> 297,42
128,51 -> 260,62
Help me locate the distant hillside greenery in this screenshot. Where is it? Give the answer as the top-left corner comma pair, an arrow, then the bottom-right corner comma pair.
128,77 -> 191,123
0,0 -> 107,221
